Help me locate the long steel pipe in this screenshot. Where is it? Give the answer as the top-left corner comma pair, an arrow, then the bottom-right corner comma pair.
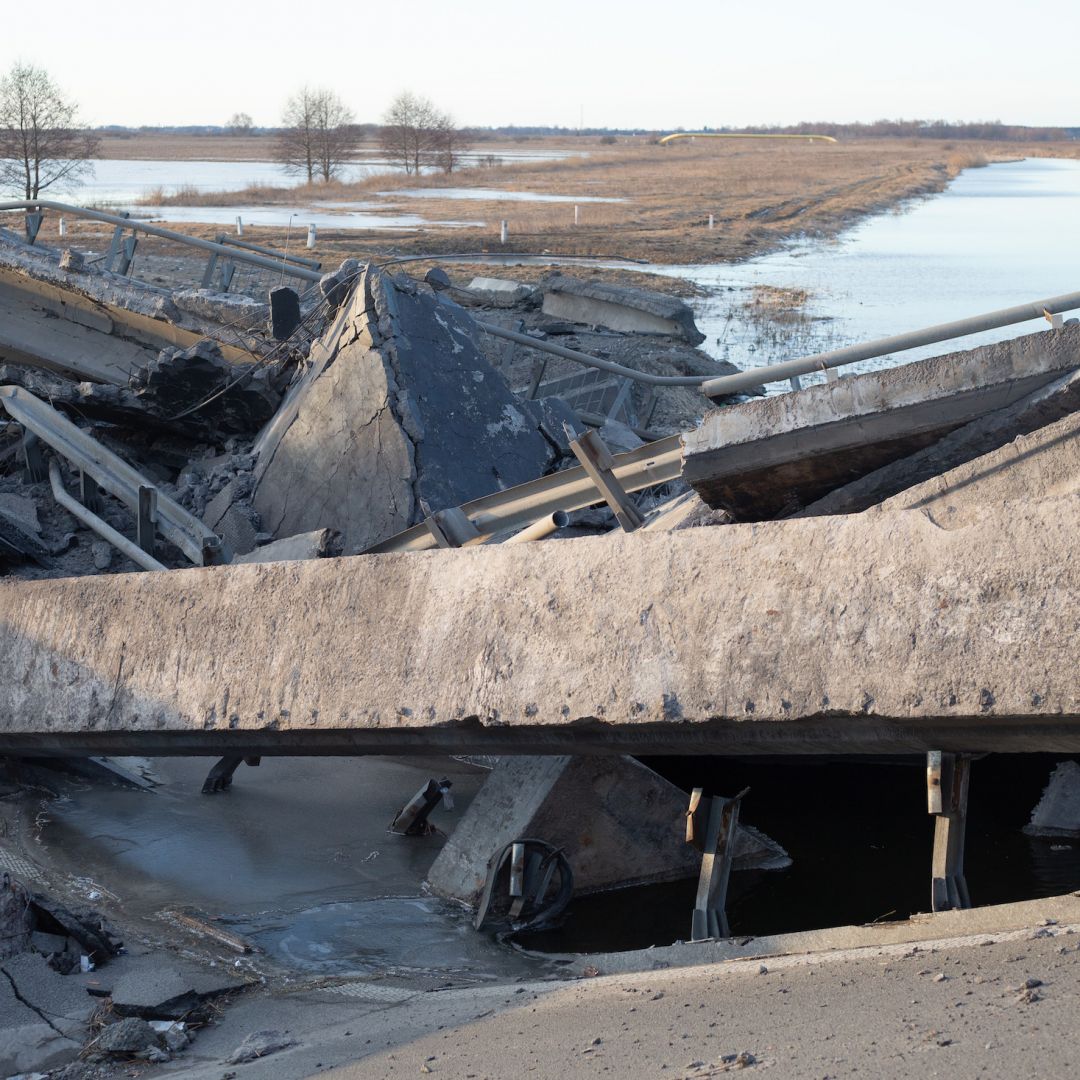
0,200 -> 323,283
48,458 -> 166,572
701,290 -> 1080,398
476,321 -> 711,387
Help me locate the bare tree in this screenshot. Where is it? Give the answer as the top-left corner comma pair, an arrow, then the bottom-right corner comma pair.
226,111 -> 253,136
0,62 -> 98,200
381,92 -> 457,175
275,87 -> 356,184
430,112 -> 472,174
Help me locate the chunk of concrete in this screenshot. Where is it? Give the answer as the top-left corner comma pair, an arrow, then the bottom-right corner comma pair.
683,325 -> 1080,519
427,756 -> 788,907
94,954 -> 245,1020
1025,761 -> 1080,837
234,529 -> 342,564
466,277 -> 537,307
797,367 -> 1080,517
91,1016 -> 163,1055
251,268 -> 561,554
226,1030 -> 297,1064
542,274 -> 705,344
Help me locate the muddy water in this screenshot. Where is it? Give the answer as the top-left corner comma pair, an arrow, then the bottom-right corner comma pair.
37,757 -> 533,980
656,157 -> 1080,388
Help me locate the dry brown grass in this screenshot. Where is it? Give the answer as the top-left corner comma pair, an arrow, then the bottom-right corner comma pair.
40,135 -> 1079,278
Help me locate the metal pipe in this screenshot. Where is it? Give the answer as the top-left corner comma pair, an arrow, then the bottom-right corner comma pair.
504,510 -> 570,544
476,321 -> 709,387
701,289 -> 1080,398
0,200 -> 322,283
364,434 -> 682,554
49,458 -> 166,572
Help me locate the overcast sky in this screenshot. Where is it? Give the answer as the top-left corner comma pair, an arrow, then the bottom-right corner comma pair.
3,0 -> 1077,129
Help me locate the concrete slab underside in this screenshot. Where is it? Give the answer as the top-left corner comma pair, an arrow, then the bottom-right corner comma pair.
0,501 -> 1077,757
684,325 -> 1080,519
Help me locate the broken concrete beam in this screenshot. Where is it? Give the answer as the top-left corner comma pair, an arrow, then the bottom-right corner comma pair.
251,267 -> 562,554
426,756 -> 787,907
0,259 -> 252,384
796,368 -> 1080,517
1024,761 -> 1080,837
541,273 -> 705,344
682,325 -> 1080,519
0,500 -> 1077,757
868,409 -> 1080,528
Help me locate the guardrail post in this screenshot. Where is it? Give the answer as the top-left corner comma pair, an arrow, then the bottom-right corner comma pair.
104,225 -> 125,272
117,234 -> 138,276
137,484 -> 159,555
24,211 -> 43,245
201,251 -> 219,288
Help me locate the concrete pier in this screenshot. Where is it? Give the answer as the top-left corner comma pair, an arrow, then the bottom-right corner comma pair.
0,499 -> 1076,757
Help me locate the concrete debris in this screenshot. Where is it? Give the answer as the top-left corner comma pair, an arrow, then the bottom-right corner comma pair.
226,1030 -> 298,1064
26,894 -> 121,969
87,953 -> 246,1021
2,499 -> 1077,756
251,265 -> 566,553
171,288 -> 268,326
1025,761 -> 1080,837
90,1016 -> 163,1055
319,257 -> 364,310
427,756 -> 789,908
234,527 -> 343,564
466,276 -> 539,307
684,324 -> 1080,518
541,273 -> 706,344
127,339 -> 282,437
1,873 -> 34,960
57,249 -> 84,273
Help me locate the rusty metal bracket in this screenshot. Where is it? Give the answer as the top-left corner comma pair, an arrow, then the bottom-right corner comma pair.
687,786 -> 750,940
424,506 -> 482,548
927,751 -> 972,912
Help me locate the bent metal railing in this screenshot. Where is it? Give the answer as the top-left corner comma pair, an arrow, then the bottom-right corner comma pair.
0,199 -> 322,296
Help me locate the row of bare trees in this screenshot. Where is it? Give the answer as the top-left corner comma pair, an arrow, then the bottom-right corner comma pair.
273,88 -> 470,183
0,65 -> 472,201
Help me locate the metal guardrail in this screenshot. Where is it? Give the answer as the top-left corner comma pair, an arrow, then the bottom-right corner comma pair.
0,200 -> 322,291
702,291 -> 1080,398
0,385 -> 225,566
364,433 -> 682,554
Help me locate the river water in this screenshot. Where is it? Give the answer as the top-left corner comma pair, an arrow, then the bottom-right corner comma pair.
663,157 -> 1080,386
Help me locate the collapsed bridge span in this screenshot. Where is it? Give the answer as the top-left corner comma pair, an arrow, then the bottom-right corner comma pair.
0,497 -> 1076,758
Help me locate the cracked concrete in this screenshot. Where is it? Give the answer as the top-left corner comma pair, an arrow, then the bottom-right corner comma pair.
252,266 -> 562,554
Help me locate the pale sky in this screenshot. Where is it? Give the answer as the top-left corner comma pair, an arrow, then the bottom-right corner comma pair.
4,0 -> 1078,130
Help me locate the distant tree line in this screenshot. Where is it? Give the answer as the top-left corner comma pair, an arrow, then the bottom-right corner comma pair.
708,120 -> 1074,142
